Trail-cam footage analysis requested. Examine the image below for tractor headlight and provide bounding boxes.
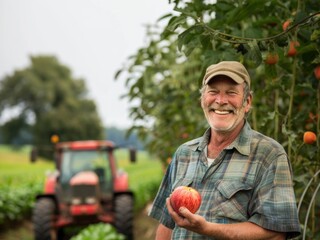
[71,197,82,205]
[85,197,96,204]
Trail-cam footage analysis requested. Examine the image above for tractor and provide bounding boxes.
[31,140,136,240]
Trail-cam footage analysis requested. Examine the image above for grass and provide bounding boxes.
[115,150,163,190]
[0,145,54,186]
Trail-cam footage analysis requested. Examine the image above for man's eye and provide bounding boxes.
[208,90,218,94]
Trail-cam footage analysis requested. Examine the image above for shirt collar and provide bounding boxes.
[227,121,251,156]
[191,121,252,156]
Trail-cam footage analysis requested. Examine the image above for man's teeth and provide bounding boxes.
[214,110,231,115]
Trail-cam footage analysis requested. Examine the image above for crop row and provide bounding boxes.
[0,179,43,225]
[0,174,161,228]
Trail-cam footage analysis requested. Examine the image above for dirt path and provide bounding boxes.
[0,204,158,240]
[134,203,158,240]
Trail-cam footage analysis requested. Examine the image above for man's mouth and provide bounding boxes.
[209,108,234,115]
[214,109,232,115]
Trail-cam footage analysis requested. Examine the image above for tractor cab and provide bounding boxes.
[58,146,113,201]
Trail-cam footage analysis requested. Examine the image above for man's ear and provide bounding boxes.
[244,94,252,113]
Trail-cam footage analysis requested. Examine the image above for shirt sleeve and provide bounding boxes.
[148,155,176,229]
[248,153,301,238]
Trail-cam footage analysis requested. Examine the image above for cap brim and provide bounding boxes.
[205,71,245,85]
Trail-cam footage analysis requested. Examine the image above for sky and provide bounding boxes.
[0,0,173,128]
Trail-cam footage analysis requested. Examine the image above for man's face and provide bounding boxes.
[201,75,252,133]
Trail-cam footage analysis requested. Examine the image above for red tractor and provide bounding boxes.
[31,140,136,240]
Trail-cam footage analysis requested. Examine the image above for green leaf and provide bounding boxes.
[173,6,198,19]
[293,10,309,26]
[166,15,186,32]
[265,64,278,80]
[183,37,199,56]
[177,25,204,53]
[225,0,267,24]
[245,40,262,68]
[310,29,320,41]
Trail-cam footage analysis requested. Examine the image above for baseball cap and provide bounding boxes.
[202,61,251,87]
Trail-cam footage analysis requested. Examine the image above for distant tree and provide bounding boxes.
[0,115,32,145]
[105,127,145,150]
[0,55,104,154]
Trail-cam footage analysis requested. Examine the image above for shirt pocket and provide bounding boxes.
[217,180,252,199]
[209,180,253,221]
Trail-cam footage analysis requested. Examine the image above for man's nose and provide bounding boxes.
[215,93,228,104]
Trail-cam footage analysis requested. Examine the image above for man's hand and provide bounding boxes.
[166,197,208,235]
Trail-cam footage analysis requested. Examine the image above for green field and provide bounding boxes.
[0,145,55,185]
[114,149,163,191]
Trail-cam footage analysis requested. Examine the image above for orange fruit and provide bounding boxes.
[282,20,291,31]
[265,52,279,65]
[303,131,317,144]
[314,65,320,80]
[287,41,299,57]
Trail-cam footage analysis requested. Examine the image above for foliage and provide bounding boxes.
[0,180,43,225]
[0,56,104,157]
[0,145,52,225]
[116,0,320,238]
[115,27,207,162]
[70,223,125,240]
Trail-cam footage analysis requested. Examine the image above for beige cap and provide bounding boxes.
[202,61,250,87]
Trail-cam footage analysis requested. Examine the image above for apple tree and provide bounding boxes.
[117,0,319,237]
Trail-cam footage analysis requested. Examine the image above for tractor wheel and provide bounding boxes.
[32,198,59,240]
[114,194,134,240]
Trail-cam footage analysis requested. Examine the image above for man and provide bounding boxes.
[149,61,301,239]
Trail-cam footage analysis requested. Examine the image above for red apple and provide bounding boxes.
[314,65,320,80]
[170,186,201,215]
[282,19,291,31]
[287,41,299,57]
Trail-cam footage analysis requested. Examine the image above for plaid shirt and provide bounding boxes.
[149,121,301,239]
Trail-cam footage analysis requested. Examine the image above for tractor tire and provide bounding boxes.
[114,194,134,240]
[32,198,59,240]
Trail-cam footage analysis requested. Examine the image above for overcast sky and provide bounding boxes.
[0,0,173,128]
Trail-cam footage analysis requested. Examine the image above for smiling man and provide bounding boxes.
[149,61,301,240]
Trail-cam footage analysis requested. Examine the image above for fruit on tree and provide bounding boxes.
[287,41,299,57]
[314,65,320,80]
[282,20,291,31]
[303,131,317,144]
[170,186,201,215]
[265,52,279,65]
